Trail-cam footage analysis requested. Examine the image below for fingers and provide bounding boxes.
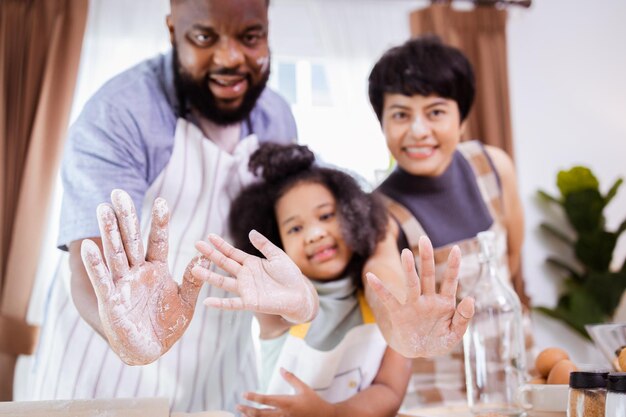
[207,234,249,264]
[111,189,145,268]
[238,403,283,417]
[244,390,288,409]
[203,297,244,311]
[418,236,436,295]
[81,239,113,299]
[97,203,130,280]
[180,255,210,307]
[451,296,475,337]
[146,197,169,263]
[249,230,284,261]
[195,239,242,276]
[191,266,238,293]
[280,367,308,394]
[366,272,400,311]
[401,248,421,302]
[439,245,461,298]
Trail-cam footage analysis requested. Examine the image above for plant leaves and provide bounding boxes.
[540,223,574,245]
[563,189,605,232]
[583,270,626,316]
[534,306,588,339]
[557,166,599,196]
[605,178,624,205]
[538,165,624,335]
[536,287,607,339]
[574,230,616,271]
[537,189,562,205]
[545,257,582,281]
[617,218,626,237]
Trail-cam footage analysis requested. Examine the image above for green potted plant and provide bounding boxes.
[536,166,626,338]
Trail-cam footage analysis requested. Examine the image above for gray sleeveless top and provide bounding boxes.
[377,144,500,250]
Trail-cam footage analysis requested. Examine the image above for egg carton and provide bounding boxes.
[586,323,626,367]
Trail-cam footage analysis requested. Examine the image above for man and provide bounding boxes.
[25,0,297,412]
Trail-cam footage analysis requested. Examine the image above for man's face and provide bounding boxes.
[168,0,270,125]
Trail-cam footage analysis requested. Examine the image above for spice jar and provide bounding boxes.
[567,370,608,417]
[606,372,626,417]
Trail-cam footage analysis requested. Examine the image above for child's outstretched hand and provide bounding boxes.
[237,368,334,417]
[192,230,318,324]
[366,236,475,358]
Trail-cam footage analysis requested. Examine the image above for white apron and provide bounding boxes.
[266,292,387,403]
[26,118,261,413]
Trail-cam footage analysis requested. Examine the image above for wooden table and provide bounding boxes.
[0,398,234,416]
[399,405,566,417]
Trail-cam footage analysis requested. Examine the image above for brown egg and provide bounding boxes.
[529,376,546,384]
[535,347,570,377]
[546,359,577,384]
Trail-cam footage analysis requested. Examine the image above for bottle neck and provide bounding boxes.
[480,257,501,282]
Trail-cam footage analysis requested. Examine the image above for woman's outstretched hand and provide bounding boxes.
[192,230,318,324]
[81,189,208,365]
[366,236,475,358]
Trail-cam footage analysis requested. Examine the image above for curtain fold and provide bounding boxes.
[0,0,88,400]
[410,4,514,158]
[410,4,529,307]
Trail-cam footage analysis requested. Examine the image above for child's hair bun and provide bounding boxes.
[249,143,315,183]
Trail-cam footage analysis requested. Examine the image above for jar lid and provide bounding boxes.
[569,371,609,388]
[607,372,626,392]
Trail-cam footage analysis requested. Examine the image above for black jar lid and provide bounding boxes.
[569,371,609,389]
[607,372,626,393]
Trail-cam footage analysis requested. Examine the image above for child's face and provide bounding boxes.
[275,181,353,281]
[381,93,466,177]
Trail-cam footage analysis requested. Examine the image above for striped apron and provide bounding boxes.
[266,292,387,403]
[27,118,261,413]
[383,141,511,408]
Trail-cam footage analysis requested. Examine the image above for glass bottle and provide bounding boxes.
[463,231,527,416]
[605,372,626,417]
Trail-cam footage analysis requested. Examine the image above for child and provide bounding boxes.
[367,36,526,406]
[193,143,412,416]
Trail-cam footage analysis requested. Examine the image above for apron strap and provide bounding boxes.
[289,291,376,339]
[357,291,376,325]
[457,140,504,221]
[289,321,312,339]
[378,194,425,255]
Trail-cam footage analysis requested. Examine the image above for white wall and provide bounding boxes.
[507,0,626,363]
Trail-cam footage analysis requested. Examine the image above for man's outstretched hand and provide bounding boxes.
[81,189,208,365]
[366,236,475,358]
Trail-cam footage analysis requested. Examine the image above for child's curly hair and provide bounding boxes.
[229,143,388,285]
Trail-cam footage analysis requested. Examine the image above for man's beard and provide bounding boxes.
[172,46,270,126]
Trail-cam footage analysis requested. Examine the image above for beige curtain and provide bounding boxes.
[0,0,88,400]
[410,4,529,307]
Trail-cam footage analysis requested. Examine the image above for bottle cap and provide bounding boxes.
[607,372,626,392]
[569,371,609,389]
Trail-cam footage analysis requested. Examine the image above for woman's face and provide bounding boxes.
[275,181,353,281]
[382,93,466,177]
